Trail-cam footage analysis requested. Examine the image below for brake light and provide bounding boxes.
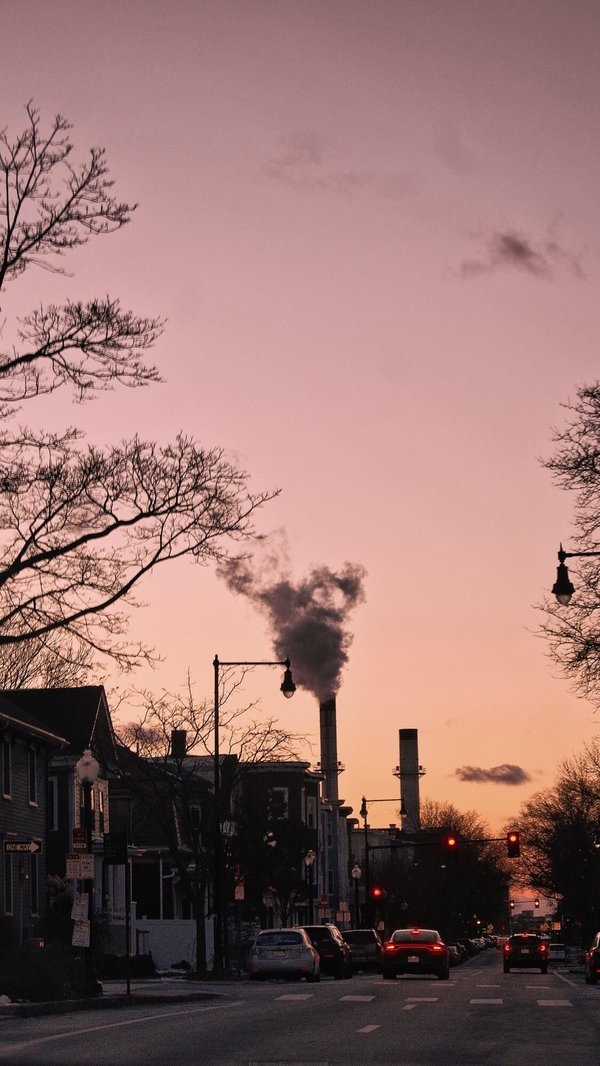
[540,943,547,954]
[503,944,510,953]
[384,943,398,953]
[431,944,443,953]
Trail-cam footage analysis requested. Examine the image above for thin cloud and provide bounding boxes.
[460,228,585,280]
[263,132,418,198]
[455,763,532,786]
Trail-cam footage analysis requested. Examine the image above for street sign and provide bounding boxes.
[72,827,88,852]
[66,853,81,879]
[3,839,42,854]
[72,920,90,948]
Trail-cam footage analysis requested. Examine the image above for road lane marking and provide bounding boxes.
[276,994,314,1000]
[477,984,500,988]
[470,998,503,1004]
[538,999,573,1007]
[358,1025,381,1032]
[341,995,375,1001]
[0,1001,242,1057]
[405,997,438,1002]
[402,1004,417,1010]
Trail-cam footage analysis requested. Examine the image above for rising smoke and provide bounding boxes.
[217,550,366,702]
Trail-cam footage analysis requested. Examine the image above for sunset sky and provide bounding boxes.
[2,0,600,835]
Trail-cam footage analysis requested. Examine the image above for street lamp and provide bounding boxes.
[351,863,361,928]
[304,849,316,924]
[75,748,100,995]
[212,655,295,975]
[552,543,600,605]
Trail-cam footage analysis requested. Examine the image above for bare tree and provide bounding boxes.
[0,626,98,688]
[541,383,600,703]
[518,743,600,941]
[0,104,274,670]
[115,673,309,974]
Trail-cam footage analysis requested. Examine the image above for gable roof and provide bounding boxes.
[0,691,67,748]
[0,686,117,766]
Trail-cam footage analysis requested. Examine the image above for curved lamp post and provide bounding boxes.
[212,655,295,975]
[351,863,361,928]
[75,748,100,994]
[552,543,600,605]
[304,849,316,924]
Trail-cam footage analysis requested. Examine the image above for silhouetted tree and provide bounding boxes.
[541,383,600,704]
[0,103,274,672]
[518,742,600,942]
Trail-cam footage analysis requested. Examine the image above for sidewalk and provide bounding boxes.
[0,975,234,1018]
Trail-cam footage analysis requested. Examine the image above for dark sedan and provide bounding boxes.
[503,933,548,974]
[382,928,450,980]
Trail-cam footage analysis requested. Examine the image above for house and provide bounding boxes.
[0,686,118,950]
[0,693,67,942]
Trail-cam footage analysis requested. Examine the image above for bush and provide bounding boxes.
[0,941,94,1002]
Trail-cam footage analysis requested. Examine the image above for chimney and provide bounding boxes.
[319,697,339,802]
[171,730,187,759]
[398,728,423,833]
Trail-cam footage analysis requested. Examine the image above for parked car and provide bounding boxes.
[447,943,464,966]
[548,942,567,965]
[248,928,320,982]
[503,933,548,974]
[584,933,600,984]
[343,929,383,970]
[381,928,450,980]
[295,924,353,979]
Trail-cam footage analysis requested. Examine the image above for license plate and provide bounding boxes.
[520,949,530,955]
[273,950,285,957]
[407,955,419,963]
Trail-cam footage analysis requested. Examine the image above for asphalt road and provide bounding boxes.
[0,950,598,1066]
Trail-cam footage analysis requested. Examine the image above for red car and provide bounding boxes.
[584,932,600,984]
[382,928,450,980]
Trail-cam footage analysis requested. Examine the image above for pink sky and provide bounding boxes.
[2,0,600,833]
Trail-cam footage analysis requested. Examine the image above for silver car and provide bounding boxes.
[248,928,320,982]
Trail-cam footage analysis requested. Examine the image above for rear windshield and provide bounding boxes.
[391,929,440,943]
[257,932,303,947]
[345,931,375,944]
[302,927,334,943]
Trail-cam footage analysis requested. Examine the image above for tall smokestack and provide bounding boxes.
[398,728,423,834]
[319,696,340,803]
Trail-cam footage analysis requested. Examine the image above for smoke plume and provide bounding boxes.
[218,552,366,702]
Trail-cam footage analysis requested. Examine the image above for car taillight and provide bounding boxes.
[384,944,397,953]
[503,944,510,953]
[540,944,547,954]
[431,944,443,953]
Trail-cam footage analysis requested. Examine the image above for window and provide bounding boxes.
[306,794,317,829]
[28,747,37,805]
[30,853,39,916]
[267,787,288,820]
[3,853,13,914]
[48,777,59,831]
[2,738,10,798]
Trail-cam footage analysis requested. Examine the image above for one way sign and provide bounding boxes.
[3,840,42,855]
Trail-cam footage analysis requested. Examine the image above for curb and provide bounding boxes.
[0,989,227,1018]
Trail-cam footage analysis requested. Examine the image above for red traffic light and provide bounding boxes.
[506,830,520,858]
[370,885,386,900]
[443,832,459,851]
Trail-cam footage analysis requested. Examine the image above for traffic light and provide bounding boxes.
[506,830,520,858]
[370,885,387,902]
[443,832,459,855]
